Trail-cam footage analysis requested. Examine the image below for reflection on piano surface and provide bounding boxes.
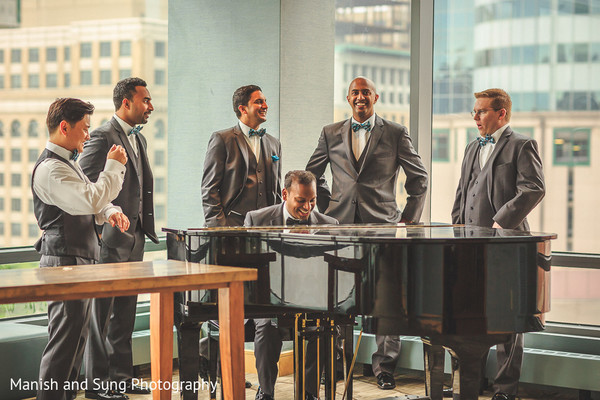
[164,224,556,400]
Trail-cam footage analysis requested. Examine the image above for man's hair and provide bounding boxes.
[113,77,147,111]
[284,170,316,191]
[474,88,512,122]
[232,85,262,118]
[46,98,95,133]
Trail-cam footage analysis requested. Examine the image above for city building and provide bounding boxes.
[0,0,168,246]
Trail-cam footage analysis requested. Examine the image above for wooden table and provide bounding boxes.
[0,259,257,400]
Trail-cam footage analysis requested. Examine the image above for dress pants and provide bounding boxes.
[254,318,322,396]
[493,333,524,395]
[38,255,95,400]
[85,225,145,387]
[372,335,401,376]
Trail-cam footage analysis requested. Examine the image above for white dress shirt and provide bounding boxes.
[480,124,509,169]
[239,121,262,161]
[351,114,375,161]
[33,142,126,224]
[114,114,139,157]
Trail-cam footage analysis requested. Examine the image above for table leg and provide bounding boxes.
[151,292,174,400]
[218,281,245,399]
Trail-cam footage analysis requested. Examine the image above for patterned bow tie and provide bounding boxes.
[477,135,495,147]
[286,217,309,226]
[70,149,79,161]
[129,125,143,136]
[352,121,372,132]
[249,128,266,138]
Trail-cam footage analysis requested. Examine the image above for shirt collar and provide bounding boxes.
[46,141,73,161]
[238,120,261,138]
[351,113,376,130]
[114,114,136,135]
[489,123,509,142]
[282,202,293,225]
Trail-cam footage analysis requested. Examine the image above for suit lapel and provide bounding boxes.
[233,124,251,171]
[358,115,384,174]
[340,119,359,178]
[483,127,512,207]
[459,141,479,219]
[269,204,285,225]
[110,118,139,176]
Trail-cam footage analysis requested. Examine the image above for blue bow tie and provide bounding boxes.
[477,135,495,147]
[249,128,266,138]
[129,125,143,136]
[70,149,79,161]
[352,121,372,132]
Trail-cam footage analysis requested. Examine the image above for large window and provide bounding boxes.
[431,0,600,326]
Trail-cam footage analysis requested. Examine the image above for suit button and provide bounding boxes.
[470,207,474,210]
[472,194,476,197]
[475,181,478,184]
[259,193,262,196]
[469,219,473,223]
[259,180,263,184]
[257,169,261,173]
[352,200,356,204]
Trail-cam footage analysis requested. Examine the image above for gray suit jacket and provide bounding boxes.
[80,117,158,247]
[202,124,282,227]
[244,203,339,227]
[451,127,545,230]
[306,115,428,224]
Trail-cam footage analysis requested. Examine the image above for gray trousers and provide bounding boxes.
[254,318,322,396]
[38,255,95,400]
[493,333,524,395]
[84,225,145,386]
[372,335,401,376]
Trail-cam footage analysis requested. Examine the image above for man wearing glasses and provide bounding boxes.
[451,88,545,400]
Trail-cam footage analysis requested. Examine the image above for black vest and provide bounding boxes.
[31,149,100,260]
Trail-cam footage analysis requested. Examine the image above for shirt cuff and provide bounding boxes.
[104,158,126,176]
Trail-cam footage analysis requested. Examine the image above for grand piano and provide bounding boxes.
[164,224,556,400]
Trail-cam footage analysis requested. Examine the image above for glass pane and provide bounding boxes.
[432,0,600,268]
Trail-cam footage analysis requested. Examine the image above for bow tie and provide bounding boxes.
[286,217,309,226]
[249,128,266,138]
[129,125,143,136]
[477,135,495,147]
[351,121,372,132]
[70,149,79,161]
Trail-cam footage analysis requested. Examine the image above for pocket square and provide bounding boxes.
[271,155,279,161]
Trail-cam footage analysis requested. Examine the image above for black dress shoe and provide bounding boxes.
[246,380,252,388]
[443,387,453,397]
[124,381,151,394]
[85,390,129,400]
[376,372,396,390]
[492,393,516,400]
[255,387,275,400]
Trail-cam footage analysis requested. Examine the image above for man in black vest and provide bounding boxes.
[32,98,129,400]
[80,78,159,400]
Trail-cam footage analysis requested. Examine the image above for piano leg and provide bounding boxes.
[442,335,511,400]
[341,322,354,400]
[422,339,445,400]
[177,321,201,400]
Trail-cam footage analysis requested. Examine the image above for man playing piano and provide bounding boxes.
[245,170,338,400]
[451,88,545,400]
[306,76,429,390]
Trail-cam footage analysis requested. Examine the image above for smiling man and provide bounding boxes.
[79,77,159,400]
[32,98,129,400]
[202,84,282,227]
[451,88,545,400]
[306,76,428,390]
[244,170,338,400]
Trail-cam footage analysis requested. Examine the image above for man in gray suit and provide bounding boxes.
[451,88,545,400]
[245,170,338,400]
[80,78,159,400]
[306,76,428,390]
[202,84,282,227]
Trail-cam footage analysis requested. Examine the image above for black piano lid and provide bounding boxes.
[162,223,557,244]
